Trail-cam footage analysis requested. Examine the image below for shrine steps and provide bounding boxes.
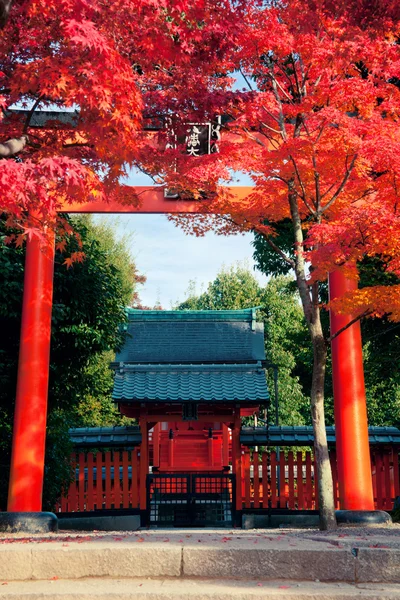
[1,529,399,599]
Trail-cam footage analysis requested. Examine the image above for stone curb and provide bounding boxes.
[0,545,399,584]
[1,578,400,600]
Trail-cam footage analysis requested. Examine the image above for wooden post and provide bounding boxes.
[139,414,148,511]
[231,410,242,512]
[222,423,229,467]
[153,423,160,468]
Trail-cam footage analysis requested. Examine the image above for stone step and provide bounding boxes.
[1,537,399,585]
[1,578,400,600]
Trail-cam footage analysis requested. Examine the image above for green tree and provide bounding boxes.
[252,231,400,428]
[0,215,139,510]
[177,264,311,426]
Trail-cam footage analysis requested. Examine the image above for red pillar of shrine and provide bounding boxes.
[7,232,55,513]
[329,270,375,512]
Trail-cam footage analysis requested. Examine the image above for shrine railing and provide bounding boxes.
[241,447,400,512]
[55,446,399,513]
[56,449,140,513]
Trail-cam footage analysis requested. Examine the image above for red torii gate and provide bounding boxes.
[5,185,376,526]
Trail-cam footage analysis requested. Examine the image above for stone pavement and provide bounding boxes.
[0,526,399,599]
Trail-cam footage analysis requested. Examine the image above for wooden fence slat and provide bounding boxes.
[253,451,260,508]
[313,454,319,509]
[113,450,121,509]
[375,451,383,510]
[78,452,85,511]
[393,449,400,498]
[87,453,94,511]
[305,452,312,509]
[329,451,339,509]
[296,452,304,509]
[96,452,103,510]
[279,451,286,508]
[132,448,139,508]
[383,451,392,510]
[270,452,277,508]
[244,450,251,508]
[288,452,295,509]
[122,451,129,508]
[105,451,112,509]
[262,452,268,509]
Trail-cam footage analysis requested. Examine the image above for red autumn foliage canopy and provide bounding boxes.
[0,0,243,236]
[160,0,400,322]
[1,0,400,321]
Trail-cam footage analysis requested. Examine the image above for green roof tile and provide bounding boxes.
[112,364,269,403]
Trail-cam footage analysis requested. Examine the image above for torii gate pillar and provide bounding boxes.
[329,271,389,524]
[3,232,58,532]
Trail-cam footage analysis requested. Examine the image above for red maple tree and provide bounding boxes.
[0,0,242,242]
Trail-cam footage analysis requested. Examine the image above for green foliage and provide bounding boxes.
[177,263,311,426]
[0,215,138,510]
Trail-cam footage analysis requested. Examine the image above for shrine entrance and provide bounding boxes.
[147,473,235,527]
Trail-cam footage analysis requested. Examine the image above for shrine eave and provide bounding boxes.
[112,364,269,404]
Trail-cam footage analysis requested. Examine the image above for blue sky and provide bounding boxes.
[98,168,265,308]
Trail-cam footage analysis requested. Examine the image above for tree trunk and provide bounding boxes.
[288,185,337,530]
[309,317,337,530]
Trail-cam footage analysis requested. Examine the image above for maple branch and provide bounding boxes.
[273,76,295,104]
[239,67,254,92]
[256,230,295,269]
[0,135,29,158]
[243,127,265,147]
[24,96,44,133]
[319,154,357,214]
[328,310,372,343]
[312,155,321,213]
[289,155,317,215]
[288,181,313,324]
[260,121,281,135]
[268,67,287,140]
[0,0,12,28]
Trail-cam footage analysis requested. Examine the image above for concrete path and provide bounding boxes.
[0,526,399,598]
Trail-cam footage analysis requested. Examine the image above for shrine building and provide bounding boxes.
[111,308,268,526]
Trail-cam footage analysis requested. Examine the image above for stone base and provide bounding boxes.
[58,514,140,531]
[0,511,58,533]
[336,509,392,526]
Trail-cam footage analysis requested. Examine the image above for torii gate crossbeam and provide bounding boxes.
[5,185,376,528]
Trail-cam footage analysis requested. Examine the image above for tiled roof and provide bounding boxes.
[241,426,400,446]
[112,364,269,403]
[69,426,141,448]
[115,308,265,364]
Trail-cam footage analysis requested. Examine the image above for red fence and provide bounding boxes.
[241,448,400,511]
[57,446,399,513]
[57,449,140,513]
